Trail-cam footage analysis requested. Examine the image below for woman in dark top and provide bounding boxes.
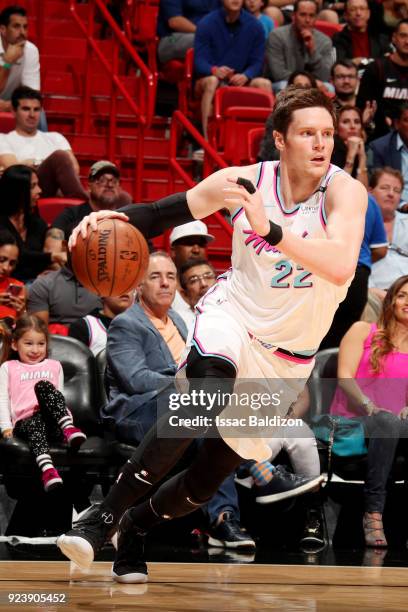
[331,106,368,188]
[0,165,66,281]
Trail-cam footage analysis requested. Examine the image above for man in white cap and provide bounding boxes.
[169,220,215,326]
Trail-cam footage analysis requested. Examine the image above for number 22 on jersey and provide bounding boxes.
[271,260,312,288]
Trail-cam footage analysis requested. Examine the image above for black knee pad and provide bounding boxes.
[149,469,211,521]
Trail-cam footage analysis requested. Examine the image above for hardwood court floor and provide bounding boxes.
[1,561,408,611]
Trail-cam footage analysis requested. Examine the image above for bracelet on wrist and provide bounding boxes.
[357,167,367,175]
[2,62,12,70]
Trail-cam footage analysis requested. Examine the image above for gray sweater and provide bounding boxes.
[264,24,333,82]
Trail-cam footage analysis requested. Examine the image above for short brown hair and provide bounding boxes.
[272,86,337,137]
[369,166,404,190]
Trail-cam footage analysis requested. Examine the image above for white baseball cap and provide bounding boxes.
[169,220,215,245]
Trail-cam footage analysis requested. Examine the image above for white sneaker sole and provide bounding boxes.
[112,569,148,584]
[207,536,256,549]
[57,534,94,570]
[256,475,325,504]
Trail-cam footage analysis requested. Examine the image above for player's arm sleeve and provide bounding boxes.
[107,320,176,396]
[68,318,91,347]
[22,44,41,90]
[119,192,194,239]
[0,364,12,432]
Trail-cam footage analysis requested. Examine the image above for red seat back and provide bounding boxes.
[247,127,265,164]
[0,113,14,133]
[37,197,85,225]
[314,20,344,38]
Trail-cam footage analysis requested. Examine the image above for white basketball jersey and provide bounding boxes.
[222,161,352,354]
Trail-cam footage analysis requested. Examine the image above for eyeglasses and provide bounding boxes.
[93,176,119,186]
[378,185,402,195]
[185,272,216,286]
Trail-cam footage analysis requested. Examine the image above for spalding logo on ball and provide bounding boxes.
[71,218,149,297]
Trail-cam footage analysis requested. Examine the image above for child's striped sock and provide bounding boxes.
[249,460,275,486]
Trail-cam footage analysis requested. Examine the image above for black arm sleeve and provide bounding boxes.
[118,192,194,239]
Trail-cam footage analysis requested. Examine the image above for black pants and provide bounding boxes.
[13,381,69,457]
[320,265,370,350]
[104,348,243,527]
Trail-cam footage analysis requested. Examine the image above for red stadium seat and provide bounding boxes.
[37,197,85,226]
[247,127,265,164]
[314,20,344,38]
[0,112,14,133]
[208,87,274,165]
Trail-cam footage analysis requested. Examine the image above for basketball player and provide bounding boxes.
[57,88,367,580]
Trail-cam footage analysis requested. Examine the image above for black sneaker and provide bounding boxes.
[207,512,255,549]
[57,504,117,569]
[254,467,324,504]
[111,509,148,584]
[299,507,327,554]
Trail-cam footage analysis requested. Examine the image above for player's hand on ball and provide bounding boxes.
[68,210,129,250]
[223,177,269,236]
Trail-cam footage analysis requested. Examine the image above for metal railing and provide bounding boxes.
[68,0,157,201]
[169,111,233,239]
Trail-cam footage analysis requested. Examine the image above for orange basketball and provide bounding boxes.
[71,218,149,297]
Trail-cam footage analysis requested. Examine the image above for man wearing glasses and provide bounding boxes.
[44,160,132,258]
[178,258,217,328]
[169,220,216,327]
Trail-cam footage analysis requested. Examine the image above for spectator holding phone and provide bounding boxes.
[0,229,26,327]
[0,165,66,281]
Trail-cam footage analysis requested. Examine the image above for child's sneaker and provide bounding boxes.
[42,467,63,492]
[63,426,87,449]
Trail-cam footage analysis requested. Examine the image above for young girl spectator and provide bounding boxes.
[0,315,87,491]
[0,165,66,281]
[244,0,275,38]
[330,275,408,547]
[0,229,26,327]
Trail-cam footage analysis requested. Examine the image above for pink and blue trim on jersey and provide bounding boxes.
[273,162,300,216]
[319,165,343,230]
[273,347,317,364]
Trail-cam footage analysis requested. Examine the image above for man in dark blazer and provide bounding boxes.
[332,0,390,66]
[367,103,408,199]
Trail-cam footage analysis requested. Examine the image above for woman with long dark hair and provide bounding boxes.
[331,106,368,188]
[330,275,408,548]
[0,165,66,281]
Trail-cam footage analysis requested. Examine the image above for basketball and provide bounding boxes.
[71,218,149,297]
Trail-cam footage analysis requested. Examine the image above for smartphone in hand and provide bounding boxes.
[7,284,23,297]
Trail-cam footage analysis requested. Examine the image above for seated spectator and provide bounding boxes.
[0,86,87,199]
[27,265,102,332]
[103,251,254,548]
[330,275,408,547]
[320,192,387,349]
[69,291,136,356]
[0,5,40,113]
[44,161,133,255]
[157,0,220,64]
[287,69,317,88]
[194,0,272,137]
[332,0,390,68]
[244,0,275,38]
[331,106,368,187]
[169,220,214,325]
[0,229,25,327]
[369,167,408,291]
[178,258,217,328]
[357,19,408,139]
[367,103,408,201]
[331,60,359,111]
[264,0,333,91]
[0,165,66,281]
